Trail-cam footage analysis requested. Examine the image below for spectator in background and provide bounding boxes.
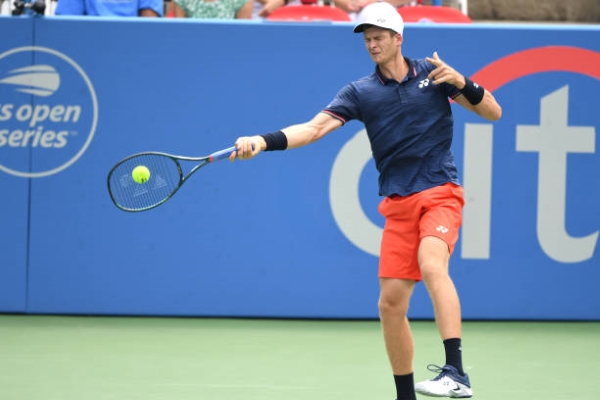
[253,0,298,19]
[334,0,415,18]
[171,0,253,18]
[252,0,414,20]
[55,0,163,16]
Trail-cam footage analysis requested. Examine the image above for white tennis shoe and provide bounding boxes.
[415,364,473,398]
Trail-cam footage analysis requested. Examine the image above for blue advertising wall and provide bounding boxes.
[0,16,599,320]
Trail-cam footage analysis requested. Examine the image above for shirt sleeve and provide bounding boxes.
[322,83,360,124]
[55,0,86,15]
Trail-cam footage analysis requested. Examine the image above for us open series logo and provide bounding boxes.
[0,46,98,178]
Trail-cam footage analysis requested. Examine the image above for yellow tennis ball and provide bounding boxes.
[132,165,150,184]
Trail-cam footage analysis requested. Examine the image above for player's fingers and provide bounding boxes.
[425,57,438,66]
[427,65,442,81]
[236,138,258,160]
[427,69,435,80]
[243,141,253,157]
[232,139,247,161]
[438,68,461,85]
[432,76,444,85]
[440,71,455,83]
[430,70,449,84]
[427,58,444,71]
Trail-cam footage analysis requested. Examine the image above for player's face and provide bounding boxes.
[363,27,401,65]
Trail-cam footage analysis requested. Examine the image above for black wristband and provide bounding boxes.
[260,130,288,151]
[460,77,485,105]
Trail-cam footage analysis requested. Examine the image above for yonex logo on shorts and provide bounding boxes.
[0,46,98,178]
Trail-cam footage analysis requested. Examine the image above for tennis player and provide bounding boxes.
[233,2,501,399]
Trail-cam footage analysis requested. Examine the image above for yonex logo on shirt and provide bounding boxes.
[419,79,430,88]
[436,225,449,234]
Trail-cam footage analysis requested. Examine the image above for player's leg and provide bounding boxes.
[379,277,416,400]
[419,236,462,345]
[414,183,472,398]
[378,195,422,400]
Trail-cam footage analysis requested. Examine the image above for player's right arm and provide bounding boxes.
[281,112,344,149]
[233,112,343,160]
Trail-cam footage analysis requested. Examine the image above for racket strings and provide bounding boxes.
[108,154,182,211]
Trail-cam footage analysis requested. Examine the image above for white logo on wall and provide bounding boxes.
[329,128,382,257]
[0,46,98,178]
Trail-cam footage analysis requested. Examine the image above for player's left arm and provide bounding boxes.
[426,51,502,121]
[452,84,502,121]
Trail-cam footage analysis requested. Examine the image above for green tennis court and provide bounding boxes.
[0,315,597,400]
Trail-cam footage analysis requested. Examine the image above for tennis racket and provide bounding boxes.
[107,146,237,212]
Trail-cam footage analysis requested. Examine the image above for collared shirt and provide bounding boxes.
[322,57,462,197]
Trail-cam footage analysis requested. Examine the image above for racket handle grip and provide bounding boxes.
[210,144,256,162]
[210,146,238,162]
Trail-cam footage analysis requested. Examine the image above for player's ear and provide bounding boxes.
[395,32,403,45]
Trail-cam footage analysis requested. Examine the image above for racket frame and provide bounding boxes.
[107,146,236,212]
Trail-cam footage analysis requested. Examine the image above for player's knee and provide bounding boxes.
[419,260,448,285]
[378,295,409,319]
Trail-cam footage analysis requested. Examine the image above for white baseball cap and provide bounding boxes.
[353,2,405,36]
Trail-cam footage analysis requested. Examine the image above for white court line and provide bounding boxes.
[154,383,321,390]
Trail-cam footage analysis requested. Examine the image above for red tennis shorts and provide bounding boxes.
[377,183,465,281]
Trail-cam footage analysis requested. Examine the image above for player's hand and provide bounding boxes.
[231,136,263,161]
[426,51,466,89]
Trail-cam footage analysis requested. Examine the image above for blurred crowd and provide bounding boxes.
[0,0,422,20]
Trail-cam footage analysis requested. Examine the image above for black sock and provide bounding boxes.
[443,338,464,375]
[393,373,416,400]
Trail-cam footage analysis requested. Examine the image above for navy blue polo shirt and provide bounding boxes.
[322,57,462,197]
